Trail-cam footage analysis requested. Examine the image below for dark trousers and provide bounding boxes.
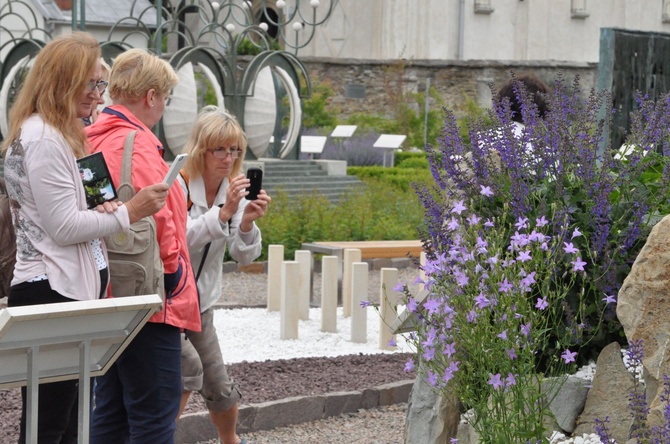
[8,280,80,444]
[90,322,182,444]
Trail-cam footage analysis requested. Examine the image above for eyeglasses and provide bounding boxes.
[209,148,241,160]
[86,79,108,94]
[165,95,172,107]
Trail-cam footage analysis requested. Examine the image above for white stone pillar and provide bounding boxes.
[321,255,338,333]
[295,250,311,321]
[350,261,368,343]
[342,248,361,318]
[280,261,299,340]
[379,267,399,350]
[267,244,284,312]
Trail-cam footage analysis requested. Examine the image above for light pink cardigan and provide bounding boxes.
[5,115,130,300]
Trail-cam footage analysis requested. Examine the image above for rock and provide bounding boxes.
[574,342,635,442]
[617,213,670,429]
[543,375,590,433]
[404,374,459,444]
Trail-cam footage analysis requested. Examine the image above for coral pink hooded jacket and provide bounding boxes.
[85,105,201,332]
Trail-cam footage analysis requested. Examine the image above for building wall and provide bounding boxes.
[302,57,597,126]
[296,0,670,63]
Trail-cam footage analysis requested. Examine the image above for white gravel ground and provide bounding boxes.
[213,305,413,364]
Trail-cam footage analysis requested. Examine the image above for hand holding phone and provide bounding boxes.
[163,154,188,185]
[245,167,263,200]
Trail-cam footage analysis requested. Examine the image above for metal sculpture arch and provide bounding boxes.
[0,0,335,159]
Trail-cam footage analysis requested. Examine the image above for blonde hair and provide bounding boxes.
[108,48,178,102]
[1,32,100,158]
[100,58,111,80]
[183,106,247,179]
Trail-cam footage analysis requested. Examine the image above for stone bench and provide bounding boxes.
[300,240,423,262]
[299,240,423,304]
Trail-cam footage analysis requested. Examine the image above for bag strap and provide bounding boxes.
[117,130,138,202]
[179,171,193,211]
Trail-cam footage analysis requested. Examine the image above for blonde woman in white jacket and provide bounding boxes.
[176,106,270,444]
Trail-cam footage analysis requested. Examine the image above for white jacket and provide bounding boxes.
[178,174,261,312]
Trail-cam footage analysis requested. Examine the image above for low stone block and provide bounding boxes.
[361,387,380,409]
[324,391,363,417]
[236,405,257,434]
[175,412,217,444]
[378,380,413,405]
[252,395,326,431]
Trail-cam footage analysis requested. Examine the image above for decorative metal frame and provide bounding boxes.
[0,0,335,159]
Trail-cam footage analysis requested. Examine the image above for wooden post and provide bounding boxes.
[280,261,299,339]
[267,244,284,312]
[379,267,399,350]
[321,256,338,333]
[295,250,311,320]
[350,261,368,343]
[342,248,361,317]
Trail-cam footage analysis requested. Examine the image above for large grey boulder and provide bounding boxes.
[617,214,670,428]
[574,342,635,442]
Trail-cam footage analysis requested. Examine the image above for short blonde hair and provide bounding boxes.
[108,48,178,102]
[183,106,247,179]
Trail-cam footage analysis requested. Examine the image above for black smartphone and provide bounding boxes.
[245,167,263,200]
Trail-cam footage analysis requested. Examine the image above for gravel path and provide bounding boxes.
[195,404,408,444]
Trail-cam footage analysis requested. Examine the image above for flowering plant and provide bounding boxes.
[397,73,670,441]
[401,192,598,441]
[417,74,670,365]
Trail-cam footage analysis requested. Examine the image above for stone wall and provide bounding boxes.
[301,57,598,122]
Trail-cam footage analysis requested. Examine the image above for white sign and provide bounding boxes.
[300,136,328,154]
[373,134,406,149]
[331,125,357,138]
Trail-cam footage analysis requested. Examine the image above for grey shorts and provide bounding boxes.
[181,308,241,411]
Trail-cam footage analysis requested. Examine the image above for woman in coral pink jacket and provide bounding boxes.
[85,48,200,444]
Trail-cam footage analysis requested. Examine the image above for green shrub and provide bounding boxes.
[396,156,429,169]
[347,166,432,192]
[395,150,427,165]
[256,175,425,260]
[301,81,338,129]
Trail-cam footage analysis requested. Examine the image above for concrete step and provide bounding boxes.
[248,160,365,203]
